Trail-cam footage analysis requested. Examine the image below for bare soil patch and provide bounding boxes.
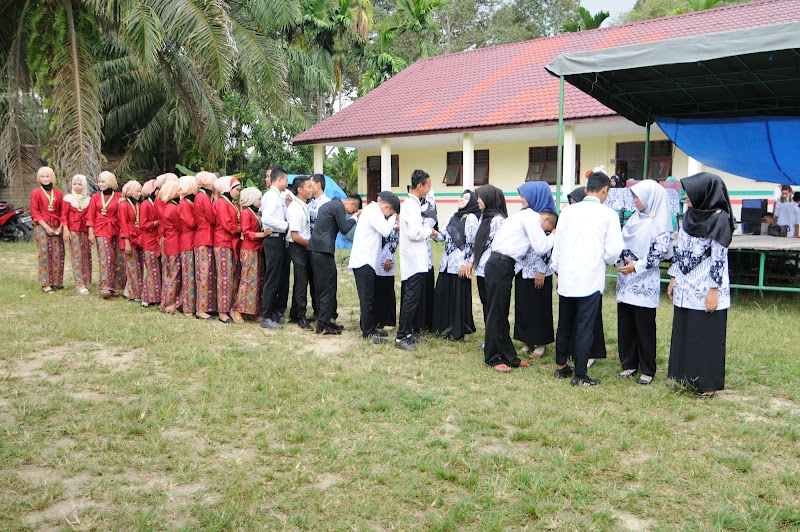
[312,473,343,490]
[612,509,655,531]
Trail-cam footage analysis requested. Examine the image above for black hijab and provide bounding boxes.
[453,189,481,219]
[474,185,508,267]
[567,187,586,204]
[681,172,735,247]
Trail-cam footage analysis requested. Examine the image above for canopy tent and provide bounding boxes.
[544,21,800,191]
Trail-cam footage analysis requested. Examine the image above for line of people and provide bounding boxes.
[32,164,732,397]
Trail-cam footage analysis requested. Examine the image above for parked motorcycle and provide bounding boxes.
[0,201,34,242]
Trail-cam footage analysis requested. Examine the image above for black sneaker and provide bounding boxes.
[272,314,286,324]
[370,328,388,337]
[570,375,600,386]
[331,322,344,331]
[395,338,417,351]
[409,333,427,344]
[297,318,313,330]
[322,327,341,335]
[366,335,388,345]
[554,365,574,379]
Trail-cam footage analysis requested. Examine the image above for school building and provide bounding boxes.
[293,0,797,219]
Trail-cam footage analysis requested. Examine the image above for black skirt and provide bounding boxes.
[668,306,727,391]
[374,275,396,327]
[569,299,607,358]
[432,272,476,340]
[401,268,434,333]
[513,273,555,347]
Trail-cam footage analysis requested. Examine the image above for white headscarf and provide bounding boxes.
[65,174,89,210]
[239,187,262,208]
[622,180,674,261]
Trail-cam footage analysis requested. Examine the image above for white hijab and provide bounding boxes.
[622,180,674,261]
[64,174,89,210]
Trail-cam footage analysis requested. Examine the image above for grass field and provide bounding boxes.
[1,240,799,530]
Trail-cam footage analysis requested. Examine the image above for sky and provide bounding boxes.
[581,0,639,22]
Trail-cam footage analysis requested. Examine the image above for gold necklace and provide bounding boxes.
[100,192,114,215]
[41,186,54,211]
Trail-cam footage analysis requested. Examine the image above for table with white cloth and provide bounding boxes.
[727,234,800,293]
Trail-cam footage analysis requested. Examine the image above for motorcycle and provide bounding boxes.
[0,201,34,242]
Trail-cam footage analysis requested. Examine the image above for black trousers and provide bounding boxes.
[353,265,378,337]
[555,291,603,377]
[310,251,337,329]
[307,260,319,315]
[483,253,522,368]
[274,243,290,316]
[261,236,286,319]
[288,242,310,320]
[617,302,657,377]
[397,272,426,340]
[476,275,488,326]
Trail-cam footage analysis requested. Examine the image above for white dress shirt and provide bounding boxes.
[490,209,553,262]
[552,196,625,298]
[286,196,310,243]
[399,194,431,281]
[348,202,397,272]
[308,194,330,233]
[260,186,288,233]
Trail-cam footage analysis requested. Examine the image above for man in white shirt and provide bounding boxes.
[349,191,400,343]
[307,174,330,321]
[774,185,795,237]
[259,168,290,329]
[396,170,439,351]
[286,176,314,330]
[484,203,557,372]
[552,171,624,386]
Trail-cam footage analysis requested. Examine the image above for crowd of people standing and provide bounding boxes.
[30,164,733,397]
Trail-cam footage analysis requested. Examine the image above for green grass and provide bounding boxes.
[1,240,799,530]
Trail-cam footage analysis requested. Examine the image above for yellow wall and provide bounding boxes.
[359,130,778,222]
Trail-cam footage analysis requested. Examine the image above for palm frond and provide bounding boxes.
[118,0,164,68]
[49,0,102,185]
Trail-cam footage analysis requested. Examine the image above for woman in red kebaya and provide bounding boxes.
[178,175,199,318]
[61,174,92,295]
[159,180,182,314]
[30,166,65,294]
[232,187,270,323]
[153,173,177,302]
[213,176,241,324]
[119,180,144,302]
[193,171,217,320]
[139,179,161,307]
[87,171,120,298]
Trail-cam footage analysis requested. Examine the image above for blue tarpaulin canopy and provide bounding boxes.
[545,22,800,185]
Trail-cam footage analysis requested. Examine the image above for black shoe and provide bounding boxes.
[366,335,388,345]
[287,316,300,324]
[272,314,286,324]
[315,327,324,334]
[370,328,388,337]
[395,338,417,351]
[409,333,427,344]
[309,313,318,322]
[570,375,600,386]
[554,365,574,379]
[297,318,313,330]
[331,322,344,331]
[322,327,341,335]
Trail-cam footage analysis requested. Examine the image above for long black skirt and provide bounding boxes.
[401,268,434,333]
[569,299,607,358]
[374,275,396,328]
[432,272,475,340]
[668,306,727,391]
[513,273,555,347]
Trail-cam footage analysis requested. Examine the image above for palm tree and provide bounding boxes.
[2,0,294,185]
[562,7,610,32]
[393,0,441,59]
[686,0,720,11]
[359,21,407,95]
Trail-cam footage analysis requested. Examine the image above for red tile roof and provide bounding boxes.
[294,0,800,145]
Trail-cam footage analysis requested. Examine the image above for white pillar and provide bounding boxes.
[313,145,325,175]
[687,156,702,176]
[380,139,391,191]
[562,125,577,199]
[462,133,474,190]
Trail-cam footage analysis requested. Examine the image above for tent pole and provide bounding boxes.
[556,75,565,213]
[643,121,651,179]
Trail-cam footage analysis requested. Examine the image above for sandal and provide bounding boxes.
[618,369,637,379]
[696,390,716,399]
[490,364,512,373]
[42,287,54,294]
[637,375,653,385]
[218,317,234,324]
[532,345,546,358]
